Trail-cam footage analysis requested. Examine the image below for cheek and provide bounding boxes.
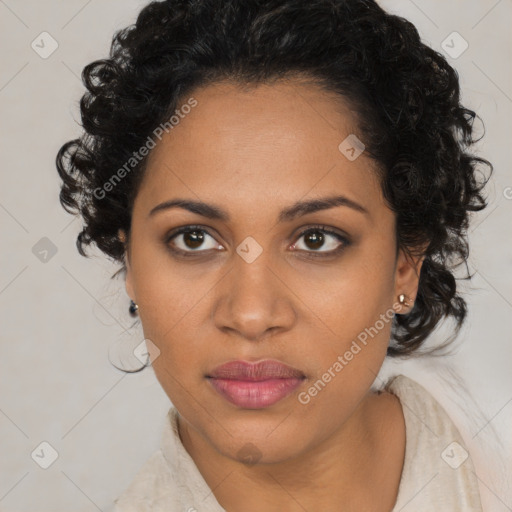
[129,228,213,336]
[289,238,396,339]
[127,242,211,379]
[288,240,396,391]
[136,278,212,377]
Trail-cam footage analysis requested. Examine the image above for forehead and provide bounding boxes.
[135,79,384,219]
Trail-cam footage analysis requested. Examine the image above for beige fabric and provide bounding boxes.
[114,374,482,511]
[384,375,482,511]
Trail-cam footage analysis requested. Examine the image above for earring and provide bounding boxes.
[129,299,139,317]
[398,293,412,308]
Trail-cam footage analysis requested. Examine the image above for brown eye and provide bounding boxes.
[165,225,221,255]
[303,230,325,250]
[182,230,205,249]
[292,226,350,256]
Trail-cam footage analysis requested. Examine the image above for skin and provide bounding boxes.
[119,79,425,511]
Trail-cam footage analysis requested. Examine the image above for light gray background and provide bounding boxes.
[1,0,511,510]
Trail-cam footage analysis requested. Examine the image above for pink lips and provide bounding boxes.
[207,359,305,409]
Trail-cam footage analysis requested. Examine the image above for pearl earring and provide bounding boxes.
[398,293,412,308]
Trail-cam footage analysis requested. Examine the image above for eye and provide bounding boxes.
[291,225,350,256]
[164,224,351,258]
[165,225,222,256]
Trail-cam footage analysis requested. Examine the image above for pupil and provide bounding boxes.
[184,230,204,249]
[306,231,324,250]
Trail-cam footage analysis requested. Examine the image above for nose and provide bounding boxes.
[212,252,297,342]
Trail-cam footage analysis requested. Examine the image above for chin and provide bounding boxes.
[209,418,311,466]
[228,438,304,466]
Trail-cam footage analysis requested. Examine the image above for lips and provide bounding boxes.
[206,359,305,409]
[207,359,305,380]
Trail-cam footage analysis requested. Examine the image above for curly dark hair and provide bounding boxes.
[56,0,492,357]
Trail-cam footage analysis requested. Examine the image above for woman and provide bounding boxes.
[56,0,492,510]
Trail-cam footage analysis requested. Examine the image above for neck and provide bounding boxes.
[177,389,405,512]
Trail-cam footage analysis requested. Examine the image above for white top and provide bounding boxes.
[113,374,483,511]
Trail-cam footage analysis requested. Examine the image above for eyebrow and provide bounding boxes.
[149,195,369,222]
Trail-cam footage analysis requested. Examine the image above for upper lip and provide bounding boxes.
[207,359,305,381]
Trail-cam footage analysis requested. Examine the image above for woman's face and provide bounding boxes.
[121,80,423,464]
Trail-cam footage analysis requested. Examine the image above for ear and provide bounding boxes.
[393,244,427,314]
[118,229,136,300]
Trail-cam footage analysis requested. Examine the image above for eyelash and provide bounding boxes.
[164,224,351,259]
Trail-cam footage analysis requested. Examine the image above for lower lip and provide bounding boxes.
[208,377,304,409]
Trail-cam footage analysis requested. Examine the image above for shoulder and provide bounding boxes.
[383,374,483,511]
[113,407,226,512]
[113,450,178,511]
